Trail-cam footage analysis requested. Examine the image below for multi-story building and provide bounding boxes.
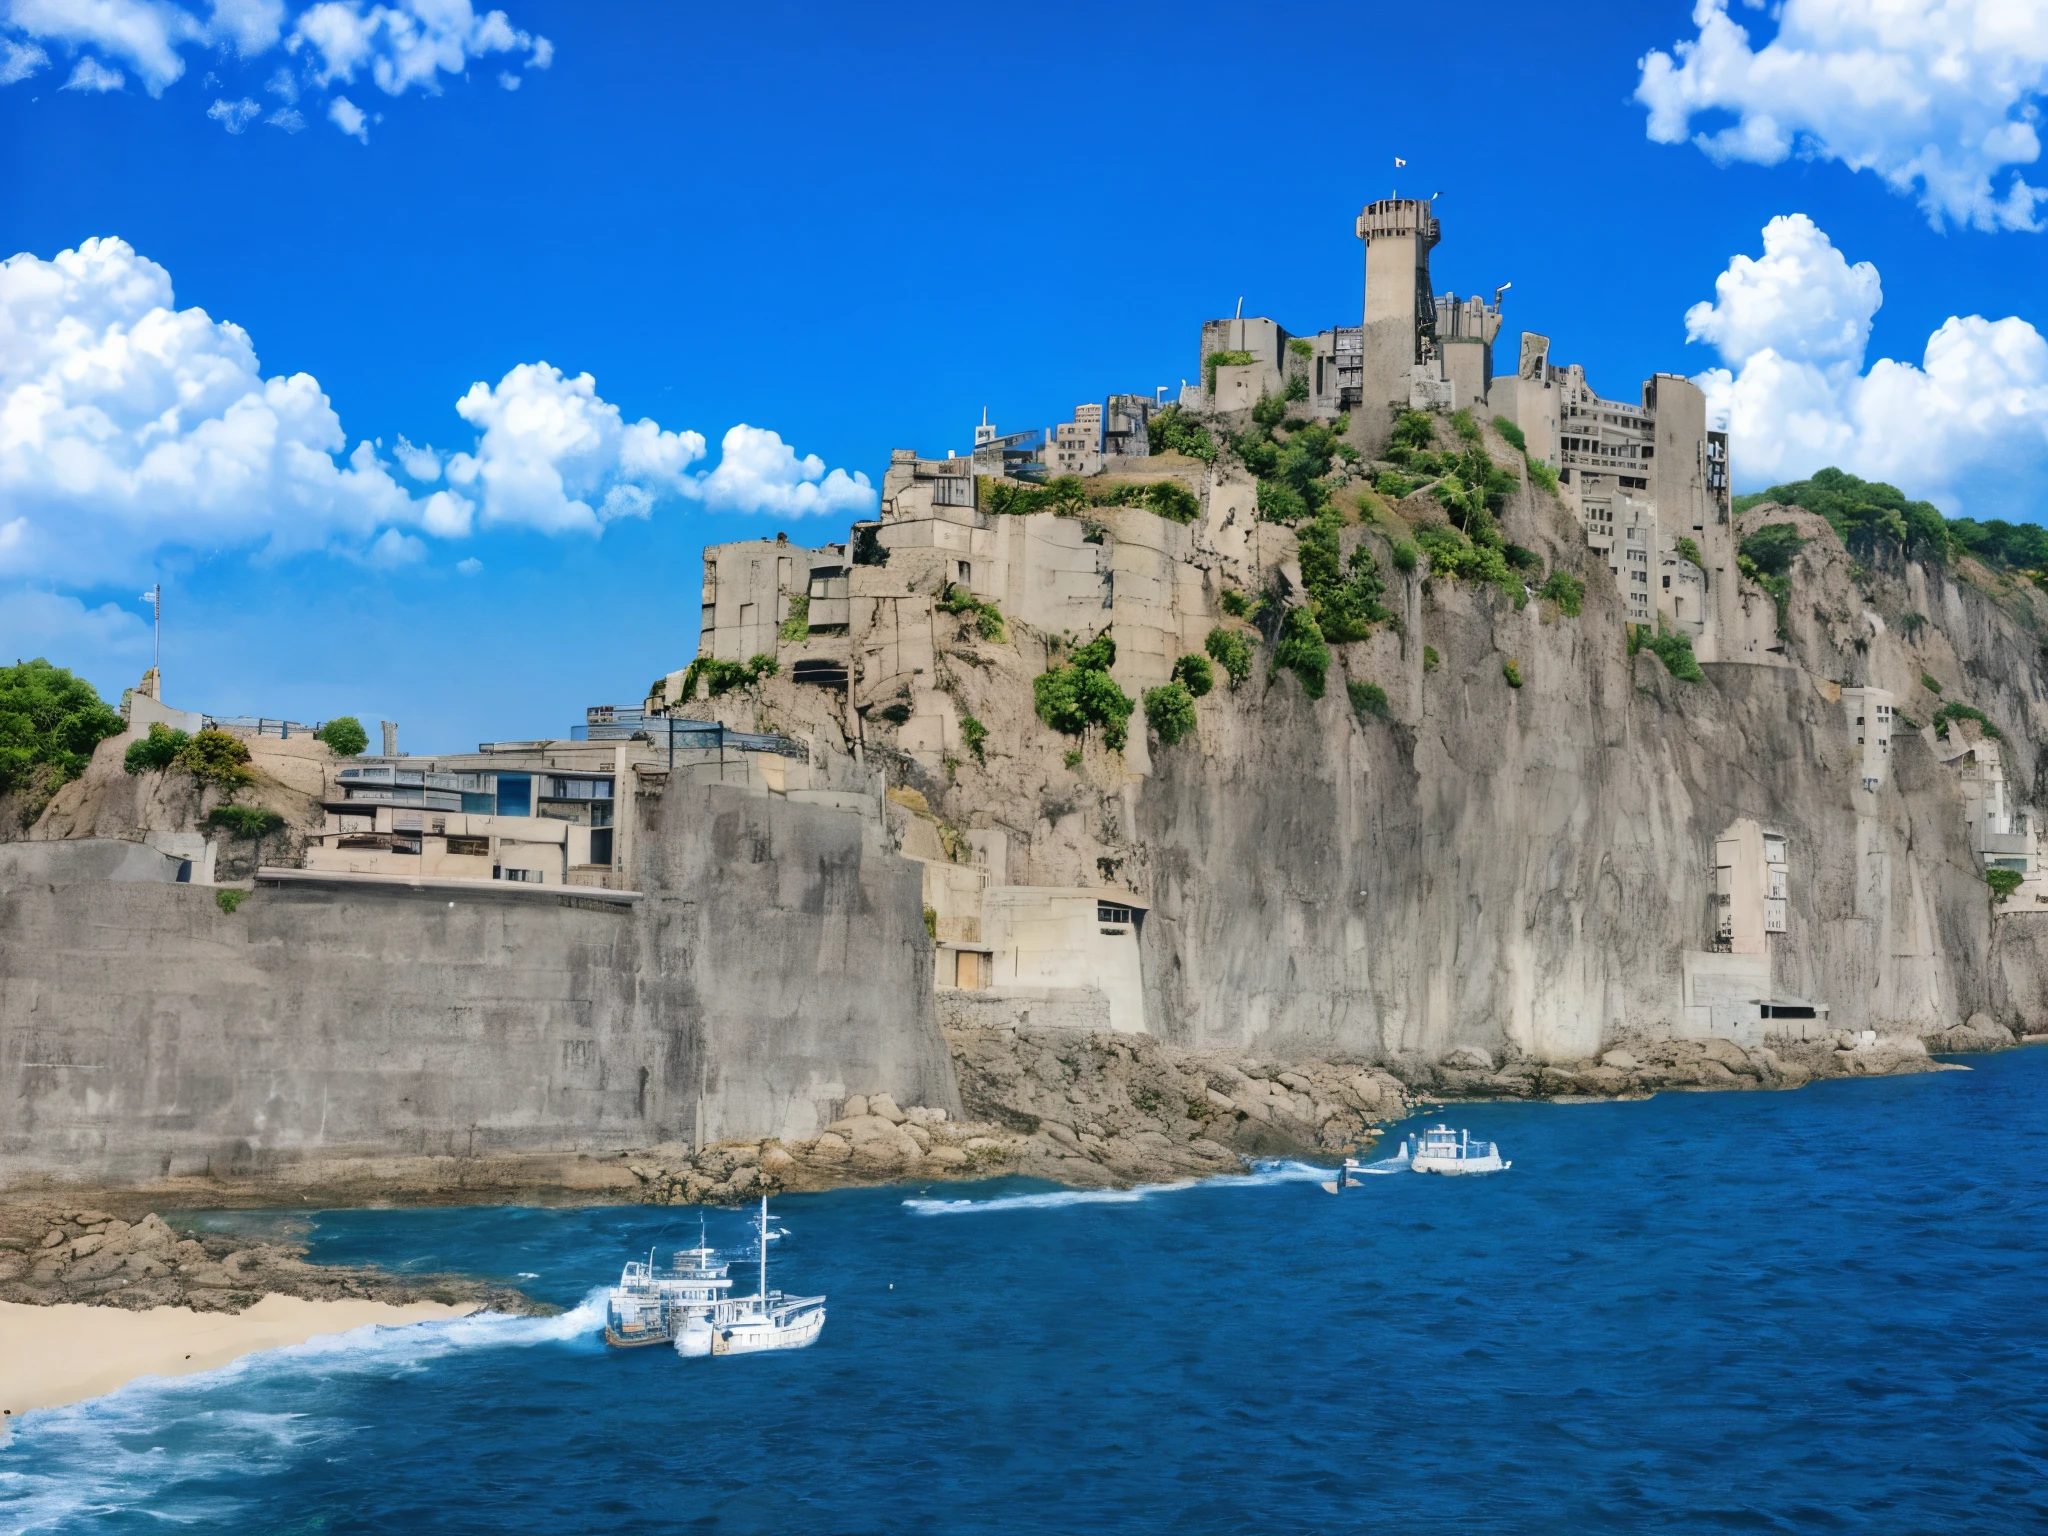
[1049,403,1103,476]
[1842,686,1896,792]
[1102,394,1154,460]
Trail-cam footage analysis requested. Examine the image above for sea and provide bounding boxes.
[3,1046,2044,1534]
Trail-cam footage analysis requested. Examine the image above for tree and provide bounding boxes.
[125,722,190,774]
[316,716,369,757]
[1171,653,1214,698]
[1143,682,1198,745]
[0,659,124,794]
[1204,628,1252,689]
[1033,633,1134,750]
[175,729,256,791]
[1274,608,1329,698]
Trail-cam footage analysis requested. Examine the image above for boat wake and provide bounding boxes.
[0,1293,608,1531]
[901,1160,1329,1216]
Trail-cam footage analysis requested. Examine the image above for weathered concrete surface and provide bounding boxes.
[0,778,957,1194]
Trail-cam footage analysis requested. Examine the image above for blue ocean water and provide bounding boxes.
[4,1047,2046,1535]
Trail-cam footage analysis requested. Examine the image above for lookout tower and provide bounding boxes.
[1358,197,1440,365]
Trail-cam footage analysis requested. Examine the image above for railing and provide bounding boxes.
[208,715,320,738]
[571,716,807,759]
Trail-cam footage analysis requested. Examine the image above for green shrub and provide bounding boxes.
[1374,469,1414,500]
[1205,627,1253,689]
[1205,349,1256,389]
[1034,633,1135,750]
[1738,522,1806,636]
[124,721,190,774]
[1491,415,1527,452]
[1274,608,1329,698]
[0,659,124,794]
[1172,653,1214,698]
[746,654,778,680]
[1298,507,1394,643]
[681,655,768,700]
[1148,405,1217,463]
[1287,337,1313,359]
[1283,374,1308,402]
[1392,411,1435,450]
[1921,672,1943,695]
[1449,408,1482,444]
[779,592,811,643]
[1537,570,1585,617]
[1734,466,1953,563]
[1524,456,1559,495]
[215,888,247,915]
[1674,537,1704,569]
[1415,523,1519,605]
[1348,679,1389,719]
[1256,478,1307,524]
[1063,748,1084,770]
[923,905,938,940]
[1987,868,2024,902]
[315,716,369,757]
[1145,480,1201,524]
[1390,538,1418,573]
[176,729,255,790]
[937,584,1006,642]
[208,805,285,840]
[1423,646,1440,671]
[1144,682,1198,745]
[959,714,988,764]
[1934,702,2001,741]
[1633,624,1705,683]
[1220,590,1249,618]
[1503,658,1524,689]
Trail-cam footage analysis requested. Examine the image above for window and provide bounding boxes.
[447,835,490,857]
[495,866,541,884]
[1097,901,1132,926]
[589,829,613,865]
[957,561,972,585]
[496,774,532,816]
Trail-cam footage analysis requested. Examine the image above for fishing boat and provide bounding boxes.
[1409,1123,1509,1175]
[603,1221,735,1347]
[681,1196,827,1357]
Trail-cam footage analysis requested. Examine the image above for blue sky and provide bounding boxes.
[4,0,2046,751]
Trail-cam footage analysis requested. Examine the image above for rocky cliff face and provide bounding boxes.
[734,444,2048,1064]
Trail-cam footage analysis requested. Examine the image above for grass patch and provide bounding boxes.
[1537,570,1585,616]
[1348,679,1389,719]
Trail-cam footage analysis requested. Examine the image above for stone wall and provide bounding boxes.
[0,776,957,1193]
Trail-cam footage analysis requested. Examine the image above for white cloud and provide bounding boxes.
[446,363,707,536]
[265,104,300,130]
[0,235,419,583]
[206,94,259,131]
[262,61,295,99]
[699,424,877,518]
[524,31,545,67]
[495,68,513,89]
[0,589,152,684]
[9,0,195,94]
[392,434,440,480]
[420,488,470,536]
[455,555,481,574]
[1638,0,2048,232]
[287,0,546,96]
[0,36,47,82]
[62,55,124,91]
[1691,215,2048,515]
[367,526,424,565]
[208,0,282,55]
[327,91,364,139]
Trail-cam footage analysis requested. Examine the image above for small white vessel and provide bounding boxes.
[1409,1123,1509,1175]
[604,1220,735,1348]
[684,1196,827,1358]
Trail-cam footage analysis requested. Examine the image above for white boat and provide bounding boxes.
[604,1220,736,1347]
[1409,1123,1509,1175]
[680,1196,827,1358]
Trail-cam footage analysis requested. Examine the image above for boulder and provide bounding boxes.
[902,1123,933,1153]
[1699,1037,1756,1073]
[905,1105,948,1127]
[925,1145,969,1167]
[841,1115,902,1147]
[808,1132,851,1163]
[841,1094,868,1120]
[1600,1049,1639,1071]
[40,1229,64,1249]
[1042,1121,1079,1148]
[868,1093,907,1124]
[1442,1046,1494,1072]
[760,1146,796,1175]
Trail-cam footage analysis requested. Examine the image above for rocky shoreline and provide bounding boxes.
[0,1018,2029,1314]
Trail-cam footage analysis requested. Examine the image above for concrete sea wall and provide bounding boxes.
[0,781,956,1192]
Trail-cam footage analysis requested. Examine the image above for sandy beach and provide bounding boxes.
[0,1294,475,1417]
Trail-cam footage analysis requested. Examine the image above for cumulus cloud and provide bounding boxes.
[62,55,124,91]
[326,92,365,139]
[0,0,550,128]
[0,589,152,686]
[207,94,260,131]
[0,236,429,584]
[1690,215,2048,515]
[0,36,47,82]
[444,363,708,536]
[265,104,301,130]
[1639,0,2048,232]
[700,425,878,518]
[1,234,872,618]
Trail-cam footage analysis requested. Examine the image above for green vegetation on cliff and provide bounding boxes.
[1035,633,1135,751]
[1934,701,2001,741]
[1205,628,1252,689]
[1273,607,1330,698]
[1171,653,1214,698]
[1629,622,1705,684]
[0,659,123,801]
[1298,507,1393,642]
[1737,465,2048,578]
[937,583,1006,641]
[1143,682,1198,745]
[315,716,369,757]
[1146,405,1217,464]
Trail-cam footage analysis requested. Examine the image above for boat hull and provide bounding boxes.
[709,1309,826,1355]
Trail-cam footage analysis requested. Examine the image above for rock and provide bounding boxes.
[1699,1037,1756,1073]
[902,1123,932,1153]
[868,1093,906,1124]
[1835,1031,1857,1050]
[1442,1046,1494,1072]
[1277,1072,1312,1092]
[1043,1121,1079,1148]
[761,1146,796,1175]
[809,1132,851,1162]
[40,1229,64,1249]
[904,1105,948,1126]
[70,1210,112,1226]
[925,1145,969,1167]
[1600,1049,1639,1071]
[842,1115,902,1147]
[1203,1087,1236,1113]
[69,1233,106,1259]
[841,1094,868,1119]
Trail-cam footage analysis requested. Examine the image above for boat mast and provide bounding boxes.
[758,1194,768,1301]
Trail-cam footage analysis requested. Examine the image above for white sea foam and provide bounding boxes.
[0,1292,606,1533]
[902,1160,1329,1215]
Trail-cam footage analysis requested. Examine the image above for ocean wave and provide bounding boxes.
[0,1293,607,1533]
[901,1160,1329,1215]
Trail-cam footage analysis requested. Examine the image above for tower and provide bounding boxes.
[1355,198,1443,434]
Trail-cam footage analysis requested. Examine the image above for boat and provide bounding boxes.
[682,1196,826,1357]
[603,1219,736,1347]
[1409,1123,1509,1175]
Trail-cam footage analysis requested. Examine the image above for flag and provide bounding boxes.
[1394,156,1406,167]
